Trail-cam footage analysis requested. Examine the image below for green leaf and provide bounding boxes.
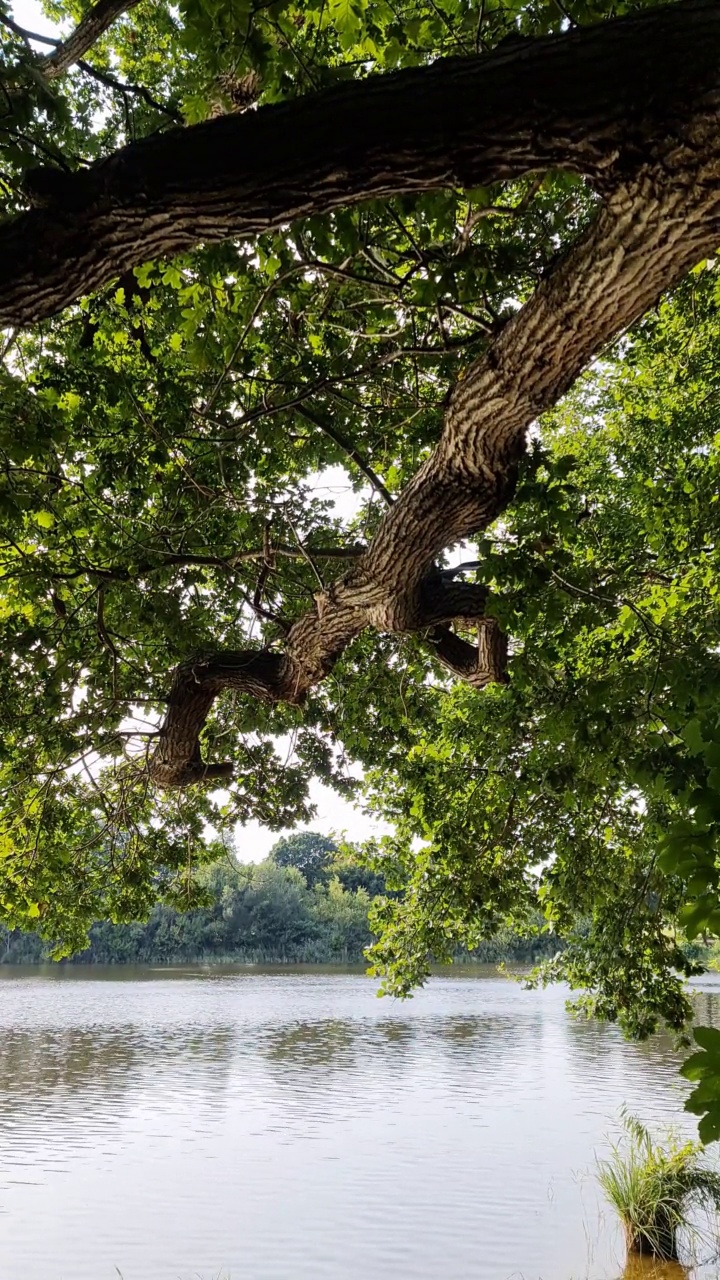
[693,1025,720,1054]
[697,1110,720,1145]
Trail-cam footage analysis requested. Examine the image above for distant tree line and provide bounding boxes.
[0,833,559,967]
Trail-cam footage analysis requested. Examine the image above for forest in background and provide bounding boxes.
[0,831,557,966]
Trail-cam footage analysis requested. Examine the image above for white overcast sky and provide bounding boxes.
[13,0,52,35]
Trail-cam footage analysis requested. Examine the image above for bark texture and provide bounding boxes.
[39,0,141,80]
[3,0,720,324]
[2,0,720,785]
[150,121,720,784]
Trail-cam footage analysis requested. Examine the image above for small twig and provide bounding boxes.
[266,16,319,89]
[548,568,657,637]
[455,173,544,252]
[96,587,119,696]
[5,125,73,171]
[287,517,325,591]
[242,585,290,633]
[252,558,271,616]
[77,59,183,124]
[262,519,274,568]
[552,0,577,26]
[32,542,367,584]
[296,403,394,506]
[202,265,304,415]
[475,0,488,52]
[426,0,472,53]
[96,589,118,651]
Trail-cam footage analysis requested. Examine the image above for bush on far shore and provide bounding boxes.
[0,836,560,968]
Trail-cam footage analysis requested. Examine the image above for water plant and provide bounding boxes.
[596,1112,720,1262]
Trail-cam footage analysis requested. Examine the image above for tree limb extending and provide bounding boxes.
[39,0,141,81]
[149,119,720,785]
[3,0,720,324]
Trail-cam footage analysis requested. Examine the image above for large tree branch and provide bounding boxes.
[4,0,720,324]
[75,59,184,125]
[426,621,508,687]
[38,0,141,81]
[149,125,720,786]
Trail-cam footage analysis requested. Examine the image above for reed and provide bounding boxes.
[596,1112,720,1262]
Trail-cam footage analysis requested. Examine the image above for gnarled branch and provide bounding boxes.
[426,621,508,688]
[149,125,720,785]
[3,0,720,323]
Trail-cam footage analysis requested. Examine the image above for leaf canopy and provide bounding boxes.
[2,0,720,1137]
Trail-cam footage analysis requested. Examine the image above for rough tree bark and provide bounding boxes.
[150,132,720,785]
[2,0,719,784]
[148,10,720,785]
[3,0,720,325]
[39,0,141,81]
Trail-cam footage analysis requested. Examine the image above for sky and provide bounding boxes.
[235,778,390,862]
[12,0,52,37]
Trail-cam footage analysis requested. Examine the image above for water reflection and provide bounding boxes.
[264,1018,357,1067]
[622,1256,690,1280]
[0,967,716,1280]
[0,1025,236,1100]
[692,990,720,1030]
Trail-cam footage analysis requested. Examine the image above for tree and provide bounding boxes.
[358,267,720,1146]
[269,831,337,886]
[2,0,720,1067]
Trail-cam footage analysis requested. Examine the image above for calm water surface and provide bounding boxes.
[0,965,718,1280]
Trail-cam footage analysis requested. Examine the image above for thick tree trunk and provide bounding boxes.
[150,128,720,786]
[3,0,720,325]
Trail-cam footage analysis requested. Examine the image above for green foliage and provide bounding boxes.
[681,1026,720,1146]
[0,844,557,965]
[0,0,648,952]
[268,830,337,885]
[596,1111,720,1260]
[361,267,720,1044]
[1,853,375,963]
[2,0,720,1132]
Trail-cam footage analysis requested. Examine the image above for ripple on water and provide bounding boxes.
[0,966,717,1280]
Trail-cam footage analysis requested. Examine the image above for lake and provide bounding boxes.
[0,965,717,1280]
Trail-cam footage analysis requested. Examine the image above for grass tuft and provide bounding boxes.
[596,1109,720,1262]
